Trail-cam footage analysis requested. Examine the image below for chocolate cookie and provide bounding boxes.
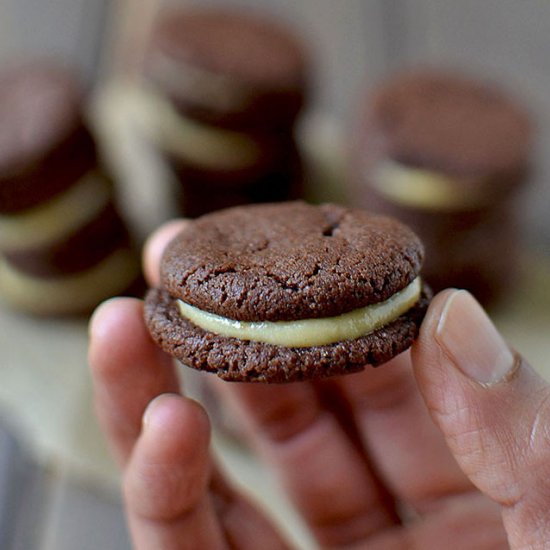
[144,201,430,383]
[143,8,308,131]
[350,69,533,305]
[0,62,142,316]
[361,69,531,180]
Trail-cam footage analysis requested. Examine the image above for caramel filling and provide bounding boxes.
[371,161,488,210]
[177,277,422,347]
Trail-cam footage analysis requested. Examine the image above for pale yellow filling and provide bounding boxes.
[129,87,262,170]
[0,248,139,314]
[177,277,422,347]
[0,172,111,251]
[371,161,488,210]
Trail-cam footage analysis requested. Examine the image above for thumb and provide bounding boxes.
[412,289,550,548]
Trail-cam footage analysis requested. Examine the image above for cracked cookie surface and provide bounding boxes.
[160,201,424,321]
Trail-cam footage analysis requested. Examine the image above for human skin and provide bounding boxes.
[88,220,550,549]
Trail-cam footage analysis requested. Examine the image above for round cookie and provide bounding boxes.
[144,201,430,383]
[0,62,143,316]
[143,8,308,131]
[360,69,532,181]
[350,69,533,305]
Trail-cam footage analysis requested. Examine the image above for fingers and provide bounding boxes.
[90,299,288,549]
[125,394,289,550]
[123,394,227,550]
[412,289,550,547]
[212,379,398,548]
[332,351,472,511]
[89,216,188,464]
[143,219,188,287]
[88,297,180,465]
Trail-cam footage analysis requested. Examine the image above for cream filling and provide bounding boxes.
[147,51,250,113]
[129,86,262,170]
[370,161,488,210]
[177,277,422,347]
[0,172,112,251]
[0,248,138,314]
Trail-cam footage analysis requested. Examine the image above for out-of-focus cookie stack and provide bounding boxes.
[350,69,533,306]
[137,7,309,217]
[0,62,140,316]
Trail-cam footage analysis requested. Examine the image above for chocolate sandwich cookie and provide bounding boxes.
[0,62,97,213]
[145,201,430,383]
[0,61,141,316]
[137,8,310,218]
[351,69,533,304]
[144,8,308,132]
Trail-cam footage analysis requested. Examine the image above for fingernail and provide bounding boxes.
[435,290,514,385]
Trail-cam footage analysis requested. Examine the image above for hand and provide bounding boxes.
[89,220,550,549]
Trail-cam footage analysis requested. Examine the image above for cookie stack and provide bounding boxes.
[351,69,533,305]
[139,8,308,217]
[0,63,140,315]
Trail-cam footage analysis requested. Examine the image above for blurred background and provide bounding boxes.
[2,0,550,249]
[1,1,550,549]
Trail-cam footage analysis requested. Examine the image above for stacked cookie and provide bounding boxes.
[139,8,308,217]
[351,69,533,305]
[0,63,140,315]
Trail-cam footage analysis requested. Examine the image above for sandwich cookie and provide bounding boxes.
[139,7,310,217]
[145,201,430,383]
[0,62,141,315]
[143,8,308,131]
[351,69,533,304]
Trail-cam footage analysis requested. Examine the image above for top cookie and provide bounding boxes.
[363,70,532,178]
[144,8,308,130]
[161,201,423,321]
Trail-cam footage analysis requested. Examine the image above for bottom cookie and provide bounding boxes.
[144,286,431,383]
